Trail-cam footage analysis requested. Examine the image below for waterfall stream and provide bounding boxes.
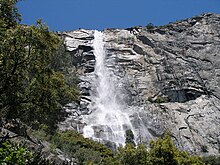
[83,30,134,146]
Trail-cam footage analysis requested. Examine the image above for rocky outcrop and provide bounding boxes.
[0,119,75,164]
[59,13,220,156]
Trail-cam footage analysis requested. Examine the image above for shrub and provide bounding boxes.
[148,96,169,103]
[0,140,33,164]
[149,133,202,165]
[202,155,220,165]
[110,133,203,165]
[50,130,113,163]
[125,129,135,146]
[146,23,154,29]
[201,145,209,153]
[74,148,102,165]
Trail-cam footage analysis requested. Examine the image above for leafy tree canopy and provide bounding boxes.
[0,0,78,130]
[0,0,21,32]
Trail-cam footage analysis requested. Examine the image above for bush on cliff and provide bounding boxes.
[102,133,203,165]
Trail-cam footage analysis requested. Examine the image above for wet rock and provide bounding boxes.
[59,13,220,156]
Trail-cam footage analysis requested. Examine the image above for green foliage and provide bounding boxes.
[31,124,52,141]
[0,23,76,128]
[113,144,150,165]
[0,0,80,162]
[0,0,79,130]
[135,144,151,164]
[0,138,53,165]
[0,140,33,164]
[202,155,220,165]
[146,23,154,29]
[149,133,177,164]
[201,145,208,153]
[74,148,103,165]
[50,130,113,164]
[149,133,202,165]
[125,129,135,146]
[0,0,21,30]
[50,41,72,72]
[0,130,208,165]
[115,144,137,165]
[107,133,203,165]
[0,1,215,165]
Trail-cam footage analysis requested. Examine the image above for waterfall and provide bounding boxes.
[83,30,134,146]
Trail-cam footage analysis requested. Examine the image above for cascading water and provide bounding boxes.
[83,30,134,146]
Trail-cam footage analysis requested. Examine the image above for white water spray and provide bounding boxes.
[83,30,133,146]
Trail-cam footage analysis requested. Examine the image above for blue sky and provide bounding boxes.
[17,0,220,31]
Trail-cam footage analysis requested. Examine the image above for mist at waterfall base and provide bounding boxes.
[82,30,134,146]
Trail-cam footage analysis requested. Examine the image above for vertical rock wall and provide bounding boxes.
[59,13,220,155]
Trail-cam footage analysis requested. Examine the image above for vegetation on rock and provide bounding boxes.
[125,129,136,146]
[0,140,33,164]
[0,0,219,164]
[102,133,204,165]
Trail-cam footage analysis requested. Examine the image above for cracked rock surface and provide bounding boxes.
[59,13,220,155]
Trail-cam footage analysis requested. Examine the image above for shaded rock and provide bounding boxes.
[59,13,220,156]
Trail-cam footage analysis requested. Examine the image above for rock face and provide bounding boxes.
[59,13,220,156]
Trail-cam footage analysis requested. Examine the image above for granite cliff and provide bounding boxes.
[59,13,220,156]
